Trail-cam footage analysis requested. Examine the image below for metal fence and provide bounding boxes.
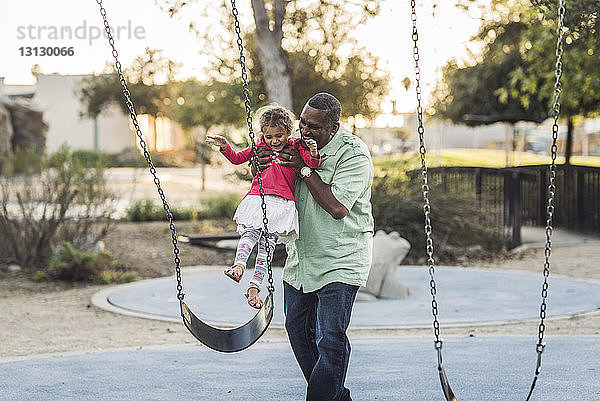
[425,165,600,247]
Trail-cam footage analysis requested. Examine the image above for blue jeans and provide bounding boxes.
[284,281,359,401]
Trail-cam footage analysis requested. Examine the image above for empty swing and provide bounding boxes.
[95,0,275,353]
[409,1,565,400]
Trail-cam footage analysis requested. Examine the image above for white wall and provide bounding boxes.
[583,117,600,134]
[32,74,135,153]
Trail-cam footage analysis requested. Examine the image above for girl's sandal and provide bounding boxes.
[224,264,244,283]
[245,284,263,309]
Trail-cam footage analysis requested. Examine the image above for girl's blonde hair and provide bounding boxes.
[255,104,295,135]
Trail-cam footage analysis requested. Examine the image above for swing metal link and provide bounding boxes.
[411,0,564,400]
[95,0,275,353]
[411,2,452,399]
[526,2,565,399]
[410,0,441,347]
[98,0,274,299]
[230,0,275,295]
[95,0,185,301]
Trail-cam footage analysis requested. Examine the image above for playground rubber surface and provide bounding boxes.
[96,265,600,329]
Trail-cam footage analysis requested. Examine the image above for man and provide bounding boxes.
[258,93,374,401]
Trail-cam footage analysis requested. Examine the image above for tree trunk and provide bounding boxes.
[564,116,574,165]
[201,160,206,191]
[251,0,292,109]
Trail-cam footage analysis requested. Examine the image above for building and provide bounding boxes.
[358,110,600,159]
[358,111,529,156]
[0,74,187,154]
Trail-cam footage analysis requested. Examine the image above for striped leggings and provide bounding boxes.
[233,228,279,288]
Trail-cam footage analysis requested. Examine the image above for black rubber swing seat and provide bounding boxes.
[439,365,458,401]
[180,292,273,353]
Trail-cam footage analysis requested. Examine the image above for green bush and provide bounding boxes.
[97,269,140,285]
[200,193,240,219]
[48,149,116,168]
[125,199,197,221]
[372,164,509,263]
[108,148,177,168]
[125,193,241,222]
[31,271,48,282]
[126,199,163,221]
[49,242,104,282]
[47,147,180,169]
[0,147,44,175]
[49,242,138,284]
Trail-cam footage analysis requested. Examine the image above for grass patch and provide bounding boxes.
[375,148,600,169]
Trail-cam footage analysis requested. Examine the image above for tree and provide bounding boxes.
[507,2,600,163]
[164,79,250,190]
[457,0,599,38]
[531,0,599,41]
[79,72,122,118]
[79,48,180,151]
[80,48,178,117]
[252,42,389,119]
[250,0,292,109]
[435,0,600,163]
[433,17,549,126]
[162,0,388,118]
[167,80,246,130]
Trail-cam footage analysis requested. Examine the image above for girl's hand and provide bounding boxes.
[206,135,228,150]
[304,138,319,158]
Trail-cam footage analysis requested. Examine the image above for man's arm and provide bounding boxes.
[303,172,349,220]
[279,145,348,220]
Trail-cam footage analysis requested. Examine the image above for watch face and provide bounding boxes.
[301,167,311,177]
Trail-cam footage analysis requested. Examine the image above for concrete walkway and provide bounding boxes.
[2,336,598,400]
[516,226,600,251]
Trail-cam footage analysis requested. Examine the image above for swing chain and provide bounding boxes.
[412,0,565,398]
[536,0,565,363]
[230,0,275,295]
[95,0,185,301]
[410,0,441,346]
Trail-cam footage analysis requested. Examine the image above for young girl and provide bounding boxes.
[206,104,320,309]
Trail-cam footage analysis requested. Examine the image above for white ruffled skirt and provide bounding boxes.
[233,194,299,244]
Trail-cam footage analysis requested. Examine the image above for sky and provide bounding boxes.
[1,0,484,113]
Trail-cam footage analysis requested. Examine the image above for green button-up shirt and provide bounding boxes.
[283,125,374,293]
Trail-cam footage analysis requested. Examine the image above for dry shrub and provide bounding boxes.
[372,163,509,263]
[0,145,114,272]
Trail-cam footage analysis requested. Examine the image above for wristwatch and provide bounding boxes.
[300,166,312,179]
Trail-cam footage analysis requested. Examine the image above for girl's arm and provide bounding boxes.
[206,135,253,165]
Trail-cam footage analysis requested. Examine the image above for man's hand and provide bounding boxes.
[278,144,303,173]
[250,147,275,176]
[255,147,275,171]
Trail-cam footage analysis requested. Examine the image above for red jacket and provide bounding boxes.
[221,136,321,201]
